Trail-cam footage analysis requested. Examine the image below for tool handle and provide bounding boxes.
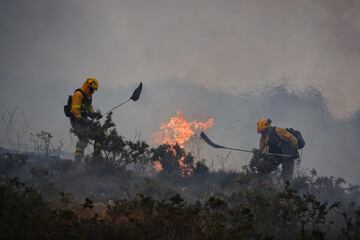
[103,98,130,116]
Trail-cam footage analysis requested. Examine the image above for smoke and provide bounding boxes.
[2,78,359,182]
[1,0,360,117]
[134,80,360,183]
[1,0,360,181]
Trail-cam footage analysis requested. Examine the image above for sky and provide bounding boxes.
[1,0,360,117]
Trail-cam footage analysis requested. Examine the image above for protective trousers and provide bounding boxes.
[281,158,295,181]
[249,153,296,181]
[280,147,298,181]
[71,120,101,165]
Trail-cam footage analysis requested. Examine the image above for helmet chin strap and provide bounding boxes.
[80,86,91,96]
[88,87,95,94]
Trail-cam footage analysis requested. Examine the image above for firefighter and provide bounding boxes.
[252,118,300,181]
[70,77,102,165]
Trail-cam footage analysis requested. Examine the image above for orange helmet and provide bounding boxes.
[83,77,99,91]
[257,118,271,133]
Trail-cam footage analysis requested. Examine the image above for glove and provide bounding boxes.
[252,148,261,154]
[78,118,92,126]
[252,148,265,158]
[89,112,102,120]
[94,112,102,120]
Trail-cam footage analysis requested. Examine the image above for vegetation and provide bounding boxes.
[1,115,360,239]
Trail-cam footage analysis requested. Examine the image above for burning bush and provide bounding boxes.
[151,143,195,175]
[152,111,213,176]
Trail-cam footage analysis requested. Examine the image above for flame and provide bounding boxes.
[154,111,214,148]
[153,111,214,175]
[179,156,193,176]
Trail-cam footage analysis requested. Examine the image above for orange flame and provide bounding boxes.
[179,156,193,176]
[154,111,214,148]
[153,111,214,175]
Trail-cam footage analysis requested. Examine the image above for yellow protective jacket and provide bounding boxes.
[259,127,299,154]
[70,87,94,119]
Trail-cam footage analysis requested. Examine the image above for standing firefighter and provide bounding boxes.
[250,118,305,181]
[64,77,102,165]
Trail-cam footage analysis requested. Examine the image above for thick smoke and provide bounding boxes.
[1,0,359,180]
[1,80,359,182]
[1,0,360,117]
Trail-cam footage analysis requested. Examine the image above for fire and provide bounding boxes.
[154,111,214,148]
[179,156,192,176]
[153,111,214,175]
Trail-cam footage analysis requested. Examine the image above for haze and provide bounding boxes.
[1,1,360,181]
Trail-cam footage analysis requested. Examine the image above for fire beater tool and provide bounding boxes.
[103,82,143,116]
[200,132,292,158]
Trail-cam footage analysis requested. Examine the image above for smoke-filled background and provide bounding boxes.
[0,0,359,181]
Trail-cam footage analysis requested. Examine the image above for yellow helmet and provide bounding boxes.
[257,118,271,133]
[83,77,99,91]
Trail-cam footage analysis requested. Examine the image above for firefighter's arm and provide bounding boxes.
[71,91,83,119]
[88,104,94,113]
[259,135,269,153]
[276,128,299,149]
[87,104,101,119]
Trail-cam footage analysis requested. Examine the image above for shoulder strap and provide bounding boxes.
[269,126,282,142]
[74,88,86,97]
[74,88,92,104]
[268,126,276,136]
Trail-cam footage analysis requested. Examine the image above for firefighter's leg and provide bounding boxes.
[92,140,102,160]
[250,154,280,174]
[75,138,88,165]
[87,129,102,160]
[281,158,294,181]
[73,123,89,165]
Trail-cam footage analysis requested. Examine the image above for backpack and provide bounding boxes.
[64,95,73,118]
[286,128,305,149]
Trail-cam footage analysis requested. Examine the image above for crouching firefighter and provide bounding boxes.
[64,77,102,165]
[250,118,305,181]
